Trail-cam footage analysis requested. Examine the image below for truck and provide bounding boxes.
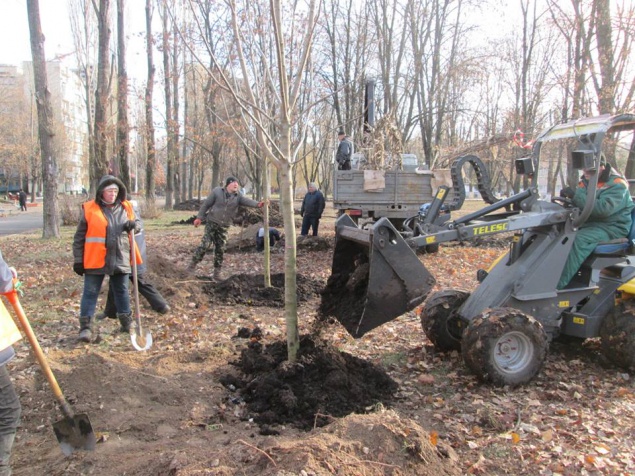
[333,79,499,231]
[332,153,500,231]
[321,113,635,387]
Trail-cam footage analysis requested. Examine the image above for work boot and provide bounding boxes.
[213,268,223,281]
[78,317,92,342]
[117,312,133,333]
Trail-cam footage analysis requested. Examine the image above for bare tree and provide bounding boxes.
[92,0,112,190]
[69,0,97,194]
[145,0,157,205]
[27,0,60,238]
[116,0,131,190]
[158,0,179,209]
[188,0,319,361]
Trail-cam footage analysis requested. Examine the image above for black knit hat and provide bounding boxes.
[225,176,239,186]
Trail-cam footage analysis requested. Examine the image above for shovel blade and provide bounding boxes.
[53,413,96,456]
[131,331,153,351]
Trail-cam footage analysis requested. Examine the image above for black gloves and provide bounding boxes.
[560,187,575,199]
[73,263,85,276]
[123,220,137,232]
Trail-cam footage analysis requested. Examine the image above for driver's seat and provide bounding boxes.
[592,206,635,256]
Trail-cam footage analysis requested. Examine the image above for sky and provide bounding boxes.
[1,0,74,67]
[0,0,148,81]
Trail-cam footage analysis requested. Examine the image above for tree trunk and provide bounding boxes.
[93,0,111,188]
[145,0,156,205]
[263,160,271,288]
[278,157,299,362]
[594,0,615,115]
[161,2,174,209]
[27,0,60,238]
[116,0,130,191]
[172,18,181,204]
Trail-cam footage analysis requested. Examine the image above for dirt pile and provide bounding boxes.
[222,335,399,432]
[203,273,324,307]
[213,410,461,476]
[173,199,202,211]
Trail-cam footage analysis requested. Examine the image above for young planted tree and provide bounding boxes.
[26,0,60,238]
[189,0,319,361]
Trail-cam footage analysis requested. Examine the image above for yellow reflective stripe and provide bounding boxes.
[0,301,22,351]
[86,237,106,243]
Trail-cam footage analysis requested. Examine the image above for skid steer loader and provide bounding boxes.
[320,113,635,386]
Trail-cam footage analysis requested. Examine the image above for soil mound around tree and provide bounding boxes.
[203,273,324,307]
[222,336,398,432]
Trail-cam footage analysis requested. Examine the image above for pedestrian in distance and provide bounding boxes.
[97,198,169,320]
[188,176,264,281]
[72,175,142,342]
[335,131,352,170]
[256,226,281,252]
[17,189,27,212]
[300,183,326,237]
[0,249,23,476]
[557,155,634,289]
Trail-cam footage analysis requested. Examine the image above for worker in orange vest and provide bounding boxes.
[72,176,141,342]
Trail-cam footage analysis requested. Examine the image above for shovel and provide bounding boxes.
[4,290,96,456]
[128,231,153,351]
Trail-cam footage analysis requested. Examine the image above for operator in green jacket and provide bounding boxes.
[557,156,634,289]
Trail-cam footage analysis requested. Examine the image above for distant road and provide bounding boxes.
[0,205,44,236]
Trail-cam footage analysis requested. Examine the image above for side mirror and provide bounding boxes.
[571,150,595,170]
[515,157,534,175]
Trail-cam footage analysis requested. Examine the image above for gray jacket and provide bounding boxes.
[196,187,259,227]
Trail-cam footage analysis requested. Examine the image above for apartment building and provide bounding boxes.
[23,60,89,194]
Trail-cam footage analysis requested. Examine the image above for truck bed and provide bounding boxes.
[332,169,442,220]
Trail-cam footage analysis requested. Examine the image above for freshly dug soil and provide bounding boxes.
[319,246,369,336]
[222,335,398,432]
[204,273,324,307]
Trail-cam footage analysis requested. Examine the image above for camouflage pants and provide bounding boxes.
[192,220,228,269]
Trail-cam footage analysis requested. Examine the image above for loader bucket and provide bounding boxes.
[320,215,436,338]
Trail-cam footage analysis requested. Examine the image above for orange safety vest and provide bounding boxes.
[0,299,22,352]
[83,200,143,269]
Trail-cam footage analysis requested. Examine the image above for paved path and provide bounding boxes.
[0,203,44,236]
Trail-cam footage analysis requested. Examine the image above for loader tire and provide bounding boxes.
[600,300,635,371]
[461,308,548,387]
[420,289,470,352]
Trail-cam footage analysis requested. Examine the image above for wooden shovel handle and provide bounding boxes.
[3,290,74,419]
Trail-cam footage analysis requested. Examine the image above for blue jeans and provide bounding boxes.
[80,274,130,317]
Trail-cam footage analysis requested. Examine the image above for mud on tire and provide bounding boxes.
[461,308,548,387]
[420,289,470,352]
[600,300,635,371]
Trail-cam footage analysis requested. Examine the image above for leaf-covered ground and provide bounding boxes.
[0,202,634,475]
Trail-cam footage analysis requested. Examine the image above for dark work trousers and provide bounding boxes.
[103,273,167,317]
[301,215,320,236]
[0,365,20,476]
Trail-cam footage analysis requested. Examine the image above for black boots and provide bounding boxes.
[117,312,133,333]
[78,317,92,342]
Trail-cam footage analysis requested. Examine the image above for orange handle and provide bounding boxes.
[3,291,74,418]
